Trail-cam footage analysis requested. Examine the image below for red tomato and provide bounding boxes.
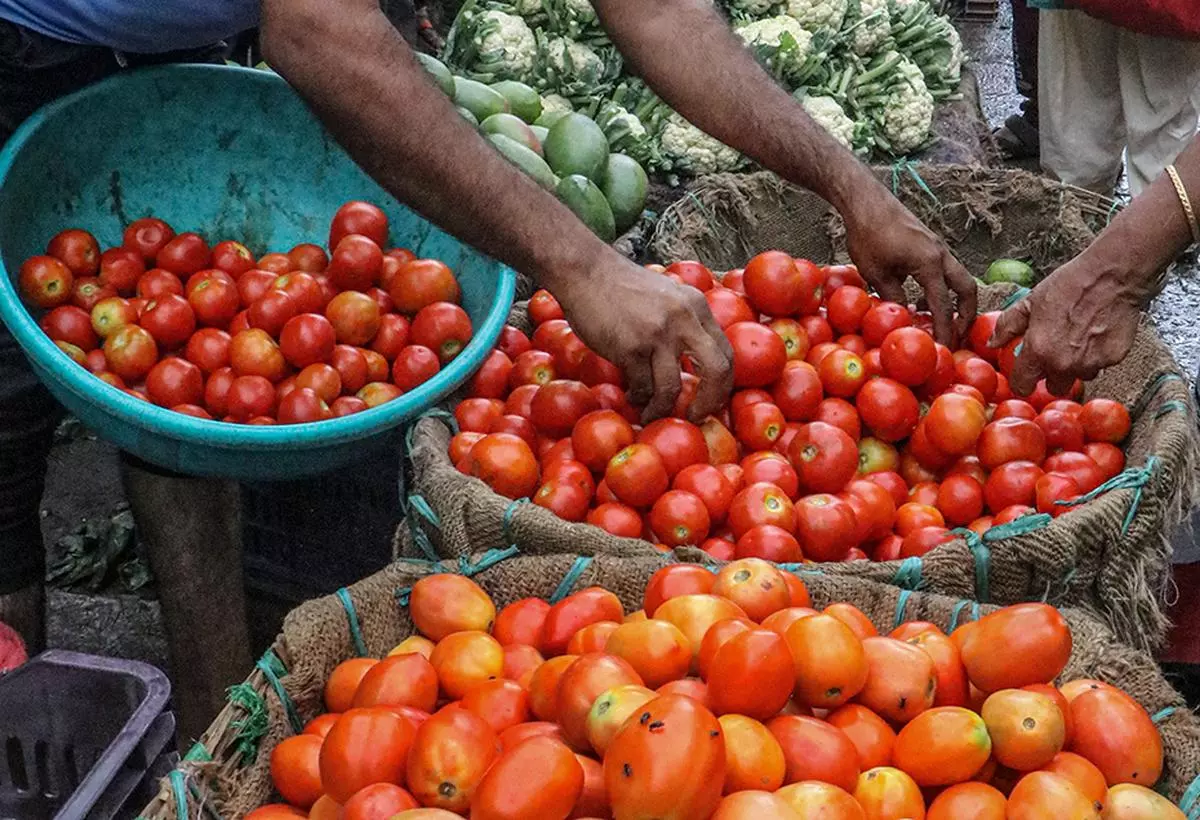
[328,234,383,291]
[187,275,239,327]
[330,201,388,248]
[925,393,988,455]
[861,302,912,347]
[1035,409,1086,452]
[529,380,598,438]
[817,348,867,398]
[95,247,144,295]
[900,525,954,558]
[411,302,473,363]
[742,251,805,316]
[121,217,175,263]
[814,398,861,440]
[955,356,999,402]
[672,463,736,524]
[279,313,336,368]
[1035,472,1080,516]
[768,318,810,362]
[881,327,937,386]
[322,291,380,346]
[740,452,799,499]
[984,461,1044,513]
[156,232,210,276]
[71,276,115,312]
[509,350,556,388]
[392,345,440,391]
[733,402,785,451]
[728,482,796,538]
[649,490,711,546]
[277,387,332,423]
[527,289,564,324]
[770,361,822,422]
[705,287,756,329]
[1080,398,1130,443]
[1084,441,1125,480]
[287,243,328,273]
[826,286,872,334]
[318,708,417,804]
[977,417,1046,470]
[586,502,644,538]
[390,259,461,314]
[541,587,623,657]
[464,433,539,499]
[226,375,276,420]
[845,479,897,541]
[1042,451,1105,494]
[856,378,919,442]
[140,294,196,350]
[605,444,670,508]
[102,324,157,380]
[726,321,788,387]
[209,240,255,276]
[19,255,74,308]
[638,418,709,477]
[768,715,861,792]
[145,357,203,407]
[788,421,858,494]
[405,706,497,812]
[794,493,858,561]
[936,474,985,526]
[707,629,794,720]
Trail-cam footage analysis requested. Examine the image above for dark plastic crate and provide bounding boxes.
[0,650,177,820]
[241,445,403,605]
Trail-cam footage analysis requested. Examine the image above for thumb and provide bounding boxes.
[988,299,1031,348]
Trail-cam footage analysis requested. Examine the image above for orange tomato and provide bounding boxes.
[493,597,551,646]
[852,767,925,820]
[657,677,710,707]
[503,643,544,682]
[892,707,992,786]
[718,714,786,794]
[706,629,794,720]
[784,613,868,710]
[712,558,791,621]
[1042,752,1107,811]
[642,564,716,617]
[405,705,498,812]
[711,791,799,819]
[696,619,756,681]
[781,572,811,607]
[761,606,819,636]
[958,603,1071,693]
[1059,679,1116,703]
[823,603,878,639]
[391,811,463,819]
[857,637,937,724]
[303,712,340,740]
[470,736,584,820]
[926,782,1005,820]
[497,720,564,753]
[567,621,620,655]
[604,618,692,688]
[244,805,307,820]
[389,635,436,659]
[461,678,529,733]
[603,694,726,820]
[586,684,657,756]
[905,630,969,708]
[1023,683,1072,743]
[1006,771,1100,820]
[825,704,897,770]
[541,587,624,656]
[571,753,609,819]
[352,653,439,712]
[775,781,866,819]
[527,654,578,721]
[1102,784,1187,819]
[340,783,418,820]
[409,574,496,641]
[269,734,323,808]
[1068,687,1163,787]
[555,653,644,750]
[654,594,749,667]
[889,621,942,641]
[307,795,340,820]
[981,689,1065,771]
[320,708,417,803]
[767,715,860,792]
[430,631,504,699]
[324,658,378,712]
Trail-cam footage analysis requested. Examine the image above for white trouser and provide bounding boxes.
[1038,9,1200,196]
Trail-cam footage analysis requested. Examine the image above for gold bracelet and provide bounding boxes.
[1165,164,1200,246]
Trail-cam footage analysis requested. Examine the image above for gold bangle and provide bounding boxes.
[1165,164,1200,246]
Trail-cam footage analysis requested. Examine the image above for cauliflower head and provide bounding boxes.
[729,0,779,15]
[546,37,605,83]
[563,0,598,22]
[539,93,574,117]
[659,112,743,174]
[784,0,848,32]
[736,15,813,52]
[846,0,891,55]
[801,95,855,149]
[880,56,934,153]
[508,0,544,16]
[476,11,538,77]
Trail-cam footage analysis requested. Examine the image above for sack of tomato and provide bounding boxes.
[140,551,1200,819]
[398,170,1197,655]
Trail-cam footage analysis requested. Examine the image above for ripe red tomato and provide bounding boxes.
[295,363,342,403]
[726,321,787,388]
[46,228,99,277]
[230,329,287,381]
[103,325,158,381]
[329,234,384,291]
[1035,472,1080,516]
[728,482,796,538]
[734,402,785,450]
[650,490,711,546]
[274,272,325,313]
[137,268,185,301]
[358,381,402,407]
[248,290,298,337]
[278,387,333,424]
[925,393,988,455]
[509,350,556,388]
[330,201,388,248]
[705,287,756,329]
[1042,451,1105,494]
[210,240,255,276]
[605,444,670,508]
[794,493,858,561]
[788,421,858,494]
[329,345,368,393]
[389,259,461,316]
[466,433,540,499]
[814,398,861,440]
[742,251,805,316]
[321,708,418,805]
[572,409,636,472]
[145,357,204,407]
[844,479,897,541]
[967,311,1001,361]
[467,350,513,400]
[856,378,919,442]
[288,243,329,273]
[122,217,175,263]
[955,356,999,402]
[817,349,867,398]
[768,318,811,362]
[411,302,472,363]
[977,416,1046,470]
[96,248,145,294]
[455,398,504,433]
[1080,398,1130,443]
[1035,409,1086,452]
[188,276,240,327]
[936,474,985,526]
[1085,441,1125,480]
[392,345,441,391]
[826,286,872,334]
[71,277,115,312]
[365,313,407,361]
[735,524,802,562]
[638,418,709,477]
[204,367,237,416]
[139,294,196,349]
[322,291,380,346]
[529,380,598,438]
[19,255,74,308]
[984,460,1044,512]
[861,301,912,347]
[156,232,210,276]
[900,525,954,558]
[881,326,937,386]
[768,715,861,793]
[770,361,822,422]
[806,342,840,368]
[587,502,644,537]
[665,260,715,291]
[740,452,799,499]
[279,313,336,369]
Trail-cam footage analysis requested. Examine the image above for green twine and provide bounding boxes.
[1152,706,1178,724]
[948,598,981,632]
[409,494,441,528]
[396,546,521,606]
[502,498,529,545]
[170,770,188,820]
[184,742,211,762]
[983,512,1052,540]
[1057,455,1157,535]
[1001,287,1031,310]
[1131,372,1185,420]
[893,588,914,630]
[1180,771,1200,818]
[337,588,369,658]
[890,556,923,590]
[256,649,304,735]
[890,159,939,204]
[404,406,458,452]
[227,682,268,763]
[954,528,993,603]
[550,556,593,603]
[407,494,440,561]
[1157,400,1190,418]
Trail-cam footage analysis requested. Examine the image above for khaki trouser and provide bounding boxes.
[1039,9,1200,196]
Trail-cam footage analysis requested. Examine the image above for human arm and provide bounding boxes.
[593,0,976,343]
[258,0,732,421]
[989,137,1200,395]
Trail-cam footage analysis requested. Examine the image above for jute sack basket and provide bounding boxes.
[141,550,1200,819]
[399,166,1197,654]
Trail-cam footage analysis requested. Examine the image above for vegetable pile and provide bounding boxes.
[251,568,1173,819]
[440,0,965,174]
[449,255,1132,563]
[417,52,649,240]
[18,202,474,424]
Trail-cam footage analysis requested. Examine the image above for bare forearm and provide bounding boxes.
[595,0,879,216]
[260,0,609,292]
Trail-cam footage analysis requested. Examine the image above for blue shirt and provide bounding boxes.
[0,0,260,54]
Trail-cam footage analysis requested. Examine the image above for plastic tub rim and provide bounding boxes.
[0,64,517,451]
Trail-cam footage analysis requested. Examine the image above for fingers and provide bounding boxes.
[642,345,683,424]
[944,255,977,340]
[1008,343,1043,397]
[624,351,654,410]
[870,274,908,305]
[1045,370,1077,398]
[684,318,735,423]
[919,268,954,346]
[988,299,1031,348]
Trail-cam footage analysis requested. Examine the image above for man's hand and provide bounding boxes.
[989,252,1147,396]
[844,193,977,345]
[553,254,733,424]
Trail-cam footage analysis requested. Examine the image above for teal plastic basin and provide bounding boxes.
[0,65,515,479]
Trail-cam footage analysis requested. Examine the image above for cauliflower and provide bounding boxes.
[540,93,574,117]
[729,0,778,16]
[845,0,891,55]
[545,37,605,84]
[801,95,855,149]
[878,55,934,153]
[562,0,597,22]
[507,0,544,16]
[472,10,539,78]
[737,16,815,83]
[784,0,848,32]
[659,112,743,174]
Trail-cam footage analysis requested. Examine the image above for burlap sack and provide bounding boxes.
[141,551,1200,819]
[399,167,1197,653]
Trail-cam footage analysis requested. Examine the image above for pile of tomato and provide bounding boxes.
[18,202,471,423]
[448,252,1133,562]
[249,559,1173,820]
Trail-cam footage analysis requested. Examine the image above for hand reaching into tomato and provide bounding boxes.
[551,252,734,424]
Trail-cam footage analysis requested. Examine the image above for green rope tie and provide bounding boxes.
[948,598,981,633]
[1131,372,1184,420]
[1157,400,1190,418]
[396,546,520,606]
[889,159,939,204]
[890,556,923,590]
[1180,771,1200,818]
[1057,455,1157,535]
[893,588,914,631]
[502,497,530,545]
[256,649,304,735]
[403,407,458,452]
[550,556,594,604]
[227,682,268,763]
[1152,706,1178,723]
[170,770,188,820]
[336,588,369,658]
[982,512,1052,540]
[184,742,211,762]
[1001,287,1031,310]
[954,528,993,604]
[406,494,441,561]
[409,494,441,528]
